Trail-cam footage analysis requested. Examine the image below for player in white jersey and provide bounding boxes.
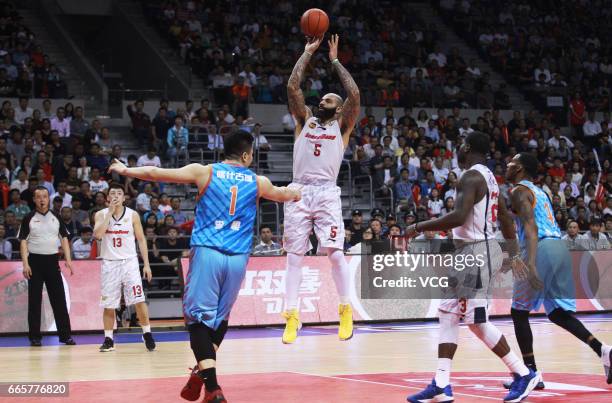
[405,132,539,403]
[281,34,360,344]
[93,183,155,352]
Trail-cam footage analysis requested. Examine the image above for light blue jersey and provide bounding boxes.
[191,163,258,254]
[514,180,562,246]
[512,180,575,314]
[184,162,259,330]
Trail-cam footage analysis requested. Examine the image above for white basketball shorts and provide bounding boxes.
[283,183,344,255]
[100,256,145,309]
[438,239,503,324]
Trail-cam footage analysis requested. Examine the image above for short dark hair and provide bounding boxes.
[259,224,272,233]
[224,130,253,159]
[465,131,490,155]
[34,186,49,195]
[589,217,603,226]
[109,183,125,193]
[517,152,539,179]
[388,224,402,233]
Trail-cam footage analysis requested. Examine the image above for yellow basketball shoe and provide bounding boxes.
[338,304,353,341]
[281,309,301,344]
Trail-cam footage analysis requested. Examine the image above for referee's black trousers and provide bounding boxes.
[27,253,72,340]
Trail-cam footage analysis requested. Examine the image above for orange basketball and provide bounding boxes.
[300,8,329,38]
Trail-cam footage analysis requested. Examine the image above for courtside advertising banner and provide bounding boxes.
[0,249,609,333]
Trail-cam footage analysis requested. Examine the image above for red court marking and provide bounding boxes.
[4,371,609,402]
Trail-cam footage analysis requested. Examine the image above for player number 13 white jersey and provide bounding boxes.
[100,207,137,260]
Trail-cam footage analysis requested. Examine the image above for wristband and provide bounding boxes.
[304,50,313,56]
[331,58,340,64]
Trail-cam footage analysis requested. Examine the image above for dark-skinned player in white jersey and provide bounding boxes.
[404,132,538,403]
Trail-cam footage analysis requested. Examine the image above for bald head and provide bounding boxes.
[323,93,344,107]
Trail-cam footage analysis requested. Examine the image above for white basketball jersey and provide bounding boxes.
[100,207,137,260]
[293,117,344,183]
[452,164,499,240]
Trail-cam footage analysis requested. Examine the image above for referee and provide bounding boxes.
[19,186,76,346]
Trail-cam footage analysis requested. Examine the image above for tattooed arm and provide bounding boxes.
[287,37,322,138]
[328,34,360,145]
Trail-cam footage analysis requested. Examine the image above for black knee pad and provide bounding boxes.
[511,308,530,322]
[189,323,216,362]
[547,308,569,325]
[211,320,229,347]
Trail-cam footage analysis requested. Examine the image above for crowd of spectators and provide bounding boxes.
[337,104,612,251]
[141,0,512,112]
[438,0,612,116]
[126,98,268,167]
[0,97,193,285]
[0,1,68,98]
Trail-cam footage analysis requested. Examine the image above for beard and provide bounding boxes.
[315,106,336,121]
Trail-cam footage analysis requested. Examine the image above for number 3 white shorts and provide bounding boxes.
[100,256,145,309]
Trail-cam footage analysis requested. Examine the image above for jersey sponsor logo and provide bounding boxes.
[305,133,337,141]
[216,170,254,182]
[231,221,241,231]
[308,122,316,129]
[215,220,224,229]
[105,230,129,234]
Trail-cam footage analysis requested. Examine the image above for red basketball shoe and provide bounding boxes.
[203,388,227,403]
[180,367,203,401]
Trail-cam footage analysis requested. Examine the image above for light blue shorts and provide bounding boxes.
[183,246,249,330]
[512,238,576,314]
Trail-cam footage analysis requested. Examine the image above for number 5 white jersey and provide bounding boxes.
[100,207,137,260]
[293,117,344,183]
[452,164,499,240]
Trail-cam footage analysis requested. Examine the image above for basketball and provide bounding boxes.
[300,8,329,38]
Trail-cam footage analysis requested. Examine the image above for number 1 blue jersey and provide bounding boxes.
[190,163,258,254]
[514,180,562,248]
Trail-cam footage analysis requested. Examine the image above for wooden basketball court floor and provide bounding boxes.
[1,315,611,402]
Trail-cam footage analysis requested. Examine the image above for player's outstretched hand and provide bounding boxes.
[508,256,528,278]
[108,158,127,176]
[328,34,339,61]
[305,36,323,54]
[526,263,543,290]
[404,224,418,238]
[142,265,152,282]
[291,187,302,202]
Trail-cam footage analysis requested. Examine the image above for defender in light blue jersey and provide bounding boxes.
[506,153,611,388]
[108,131,301,401]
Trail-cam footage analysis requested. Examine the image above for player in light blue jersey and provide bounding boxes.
[108,130,301,403]
[506,152,611,389]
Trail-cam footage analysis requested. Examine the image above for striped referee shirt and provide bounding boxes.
[18,209,70,255]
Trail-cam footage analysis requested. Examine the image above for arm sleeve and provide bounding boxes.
[17,211,33,240]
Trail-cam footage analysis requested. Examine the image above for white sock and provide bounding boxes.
[104,330,113,339]
[502,351,530,376]
[142,325,151,333]
[602,345,611,364]
[328,249,351,305]
[434,358,452,387]
[285,253,304,310]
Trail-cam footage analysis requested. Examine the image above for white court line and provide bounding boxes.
[265,327,331,335]
[287,371,501,401]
